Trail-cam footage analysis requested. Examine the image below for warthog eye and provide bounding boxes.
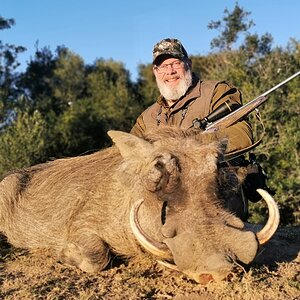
[155,161,164,171]
[161,201,168,225]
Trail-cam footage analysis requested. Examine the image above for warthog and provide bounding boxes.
[0,127,279,283]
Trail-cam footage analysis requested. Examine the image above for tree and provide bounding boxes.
[51,47,86,107]
[86,59,140,131]
[18,46,58,116]
[50,58,142,157]
[0,16,26,124]
[208,2,254,51]
[0,107,47,176]
[136,63,159,108]
[54,98,110,156]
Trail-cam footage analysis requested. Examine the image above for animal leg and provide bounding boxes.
[59,235,110,273]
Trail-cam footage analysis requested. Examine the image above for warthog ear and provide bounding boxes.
[108,130,153,160]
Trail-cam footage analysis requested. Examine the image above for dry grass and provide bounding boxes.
[0,227,299,300]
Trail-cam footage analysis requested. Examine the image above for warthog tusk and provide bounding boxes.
[156,259,179,271]
[130,199,173,259]
[255,189,280,245]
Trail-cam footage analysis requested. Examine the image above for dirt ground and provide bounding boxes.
[0,226,299,300]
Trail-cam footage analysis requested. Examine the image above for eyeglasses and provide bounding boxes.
[154,60,184,74]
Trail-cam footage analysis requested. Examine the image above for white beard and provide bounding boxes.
[156,69,193,101]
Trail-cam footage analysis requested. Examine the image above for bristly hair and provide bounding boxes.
[1,163,49,195]
[141,126,228,157]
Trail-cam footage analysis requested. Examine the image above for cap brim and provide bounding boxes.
[153,53,185,65]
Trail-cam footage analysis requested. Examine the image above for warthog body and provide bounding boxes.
[0,128,278,283]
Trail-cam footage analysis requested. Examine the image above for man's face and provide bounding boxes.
[153,57,192,102]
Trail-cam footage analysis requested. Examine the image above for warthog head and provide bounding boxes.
[109,128,279,284]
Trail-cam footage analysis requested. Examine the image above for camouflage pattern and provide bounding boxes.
[153,38,189,64]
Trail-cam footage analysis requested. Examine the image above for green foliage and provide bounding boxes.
[86,59,141,131]
[14,48,142,161]
[18,46,59,115]
[242,33,273,57]
[54,98,110,157]
[136,63,159,108]
[208,2,254,50]
[0,109,47,175]
[0,16,26,123]
[51,47,86,106]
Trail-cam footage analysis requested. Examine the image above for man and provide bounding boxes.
[131,38,254,220]
[131,38,253,154]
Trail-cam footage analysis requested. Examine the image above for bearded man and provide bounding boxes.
[131,38,256,220]
[131,38,253,154]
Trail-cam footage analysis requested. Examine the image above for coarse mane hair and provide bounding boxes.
[142,126,227,154]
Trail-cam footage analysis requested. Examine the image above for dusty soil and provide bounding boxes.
[0,227,299,300]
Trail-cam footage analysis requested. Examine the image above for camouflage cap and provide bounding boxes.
[152,38,189,64]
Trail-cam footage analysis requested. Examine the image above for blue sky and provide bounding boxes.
[1,0,300,81]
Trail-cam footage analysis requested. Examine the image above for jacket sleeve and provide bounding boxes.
[210,82,254,153]
[130,104,160,138]
[130,114,146,137]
